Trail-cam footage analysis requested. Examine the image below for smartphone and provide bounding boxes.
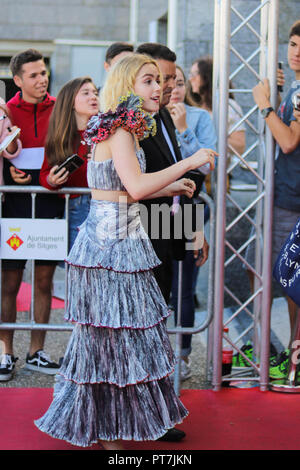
[292,93,300,112]
[15,168,27,177]
[278,62,283,93]
[0,127,21,153]
[9,163,28,178]
[54,154,84,175]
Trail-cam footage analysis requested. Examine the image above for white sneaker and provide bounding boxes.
[0,354,18,382]
[181,358,192,381]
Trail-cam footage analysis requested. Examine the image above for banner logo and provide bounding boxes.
[6,233,24,251]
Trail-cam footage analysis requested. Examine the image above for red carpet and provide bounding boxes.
[0,387,299,450]
[17,282,64,311]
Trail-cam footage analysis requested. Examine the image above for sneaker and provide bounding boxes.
[0,354,18,382]
[232,342,278,369]
[25,349,60,375]
[269,349,290,379]
[269,343,278,366]
[232,341,253,369]
[181,358,192,381]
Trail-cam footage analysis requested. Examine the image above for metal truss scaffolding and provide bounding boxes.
[210,0,279,391]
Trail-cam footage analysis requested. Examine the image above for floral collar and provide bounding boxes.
[84,92,157,145]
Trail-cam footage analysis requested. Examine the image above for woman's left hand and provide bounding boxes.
[169,102,188,134]
[47,165,69,187]
[164,178,196,198]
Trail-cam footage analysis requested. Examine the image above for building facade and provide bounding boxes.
[0,0,298,99]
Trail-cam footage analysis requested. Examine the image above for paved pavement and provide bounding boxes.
[0,173,290,390]
[0,305,210,390]
[0,293,289,390]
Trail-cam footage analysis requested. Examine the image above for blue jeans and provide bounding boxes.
[59,194,91,268]
[68,194,91,251]
[171,250,198,357]
[191,203,210,292]
[171,205,210,357]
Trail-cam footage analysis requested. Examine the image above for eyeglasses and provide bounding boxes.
[188,71,199,78]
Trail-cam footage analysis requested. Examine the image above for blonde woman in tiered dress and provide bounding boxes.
[35,53,217,450]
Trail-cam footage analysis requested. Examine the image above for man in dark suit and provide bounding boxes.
[136,43,208,442]
[137,43,207,303]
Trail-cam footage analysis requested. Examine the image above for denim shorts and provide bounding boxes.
[272,206,300,267]
[58,194,91,269]
[244,206,300,269]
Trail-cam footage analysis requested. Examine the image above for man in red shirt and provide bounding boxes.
[0,49,64,381]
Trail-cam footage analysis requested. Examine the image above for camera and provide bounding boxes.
[292,92,300,111]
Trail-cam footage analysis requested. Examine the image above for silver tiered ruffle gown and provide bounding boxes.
[35,145,188,447]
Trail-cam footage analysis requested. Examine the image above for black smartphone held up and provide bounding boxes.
[54,154,84,175]
[278,61,283,93]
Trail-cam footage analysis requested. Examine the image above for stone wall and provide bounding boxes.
[0,0,298,93]
[0,0,298,307]
[0,0,131,42]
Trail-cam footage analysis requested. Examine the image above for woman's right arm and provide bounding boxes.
[108,128,217,201]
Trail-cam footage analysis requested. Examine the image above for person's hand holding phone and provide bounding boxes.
[9,166,32,185]
[277,62,285,93]
[5,126,21,154]
[48,165,69,187]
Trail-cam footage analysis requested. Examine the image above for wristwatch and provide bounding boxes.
[260,107,274,119]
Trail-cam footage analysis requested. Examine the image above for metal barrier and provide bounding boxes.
[170,191,215,395]
[0,185,90,333]
[0,184,215,394]
[211,0,279,390]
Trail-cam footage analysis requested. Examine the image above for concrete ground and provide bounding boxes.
[0,303,210,390]
[0,168,291,390]
[0,292,289,390]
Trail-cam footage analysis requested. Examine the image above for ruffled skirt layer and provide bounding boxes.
[35,200,188,446]
[36,377,187,447]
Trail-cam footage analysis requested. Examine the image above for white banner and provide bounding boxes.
[0,218,68,260]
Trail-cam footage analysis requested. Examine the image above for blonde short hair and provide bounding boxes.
[100,53,161,112]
